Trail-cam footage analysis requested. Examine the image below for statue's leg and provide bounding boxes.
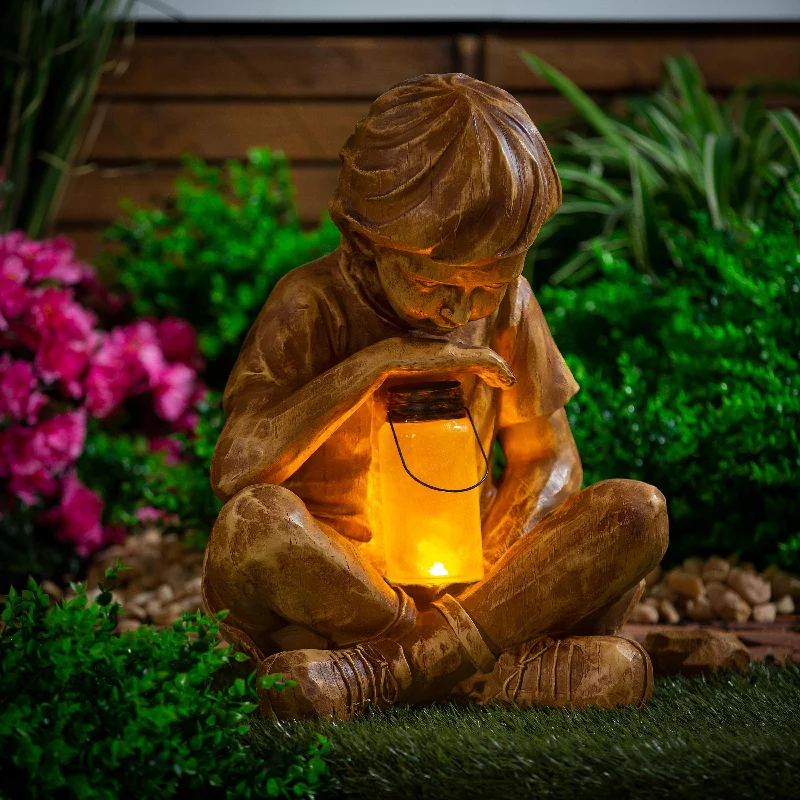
[450,478,667,708]
[258,478,667,719]
[458,478,668,649]
[202,484,416,661]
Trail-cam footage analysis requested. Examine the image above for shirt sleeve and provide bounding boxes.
[493,277,579,428]
[222,266,343,417]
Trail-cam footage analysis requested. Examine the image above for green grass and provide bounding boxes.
[247,662,800,800]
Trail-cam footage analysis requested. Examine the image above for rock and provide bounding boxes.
[685,596,715,621]
[145,598,163,619]
[643,596,659,608]
[702,557,730,584]
[156,583,175,605]
[649,583,679,603]
[116,618,142,633]
[658,599,681,624]
[666,570,705,600]
[775,594,795,615]
[770,570,800,600]
[153,602,184,626]
[712,589,751,622]
[180,594,203,614]
[705,580,728,605]
[126,602,147,620]
[132,590,154,607]
[752,603,777,623]
[682,557,704,576]
[175,575,203,600]
[162,562,185,588]
[645,565,662,587]
[643,628,751,677]
[727,568,771,606]
[628,603,659,624]
[40,580,63,604]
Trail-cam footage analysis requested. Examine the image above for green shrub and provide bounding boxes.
[0,562,330,799]
[103,149,341,389]
[522,52,800,286]
[540,182,800,568]
[76,393,225,547]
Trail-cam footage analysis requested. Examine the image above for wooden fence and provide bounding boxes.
[56,25,800,259]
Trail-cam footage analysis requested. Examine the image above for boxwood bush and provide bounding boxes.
[0,563,330,799]
[540,181,800,568]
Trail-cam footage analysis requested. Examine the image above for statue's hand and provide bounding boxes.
[376,336,516,389]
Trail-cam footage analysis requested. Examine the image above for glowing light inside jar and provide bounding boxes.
[379,411,485,588]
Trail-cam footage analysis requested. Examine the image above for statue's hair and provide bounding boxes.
[328,72,561,266]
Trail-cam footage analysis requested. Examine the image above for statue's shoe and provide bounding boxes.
[257,638,413,721]
[454,635,653,709]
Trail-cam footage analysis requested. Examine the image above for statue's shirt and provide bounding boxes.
[221,248,578,567]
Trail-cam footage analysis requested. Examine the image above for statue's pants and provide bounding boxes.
[202,478,668,664]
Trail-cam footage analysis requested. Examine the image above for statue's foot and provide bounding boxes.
[453,635,653,709]
[257,639,412,721]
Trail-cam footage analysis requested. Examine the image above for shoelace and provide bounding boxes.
[501,636,557,702]
[334,644,401,717]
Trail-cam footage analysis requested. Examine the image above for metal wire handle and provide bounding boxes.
[387,407,490,493]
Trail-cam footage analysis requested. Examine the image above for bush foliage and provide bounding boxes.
[103,149,341,389]
[0,563,330,799]
[523,53,800,287]
[540,182,800,568]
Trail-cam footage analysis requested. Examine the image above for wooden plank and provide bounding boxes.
[101,36,454,98]
[90,100,371,161]
[54,227,115,263]
[486,33,800,91]
[59,164,341,226]
[88,95,584,161]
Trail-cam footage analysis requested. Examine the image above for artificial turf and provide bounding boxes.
[247,661,800,800]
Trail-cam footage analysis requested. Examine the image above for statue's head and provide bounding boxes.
[329,73,561,332]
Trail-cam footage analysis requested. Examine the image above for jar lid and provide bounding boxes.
[386,381,466,422]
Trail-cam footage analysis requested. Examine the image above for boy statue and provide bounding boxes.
[203,73,668,720]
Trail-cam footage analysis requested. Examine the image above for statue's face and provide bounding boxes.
[373,245,525,333]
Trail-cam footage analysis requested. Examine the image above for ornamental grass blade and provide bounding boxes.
[767,109,800,170]
[519,51,630,154]
[664,54,725,143]
[628,149,652,275]
[702,133,735,229]
[556,165,628,207]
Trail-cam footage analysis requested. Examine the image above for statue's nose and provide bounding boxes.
[440,297,471,325]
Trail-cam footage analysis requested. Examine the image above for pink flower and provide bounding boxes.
[136,505,166,525]
[121,320,166,384]
[31,410,87,467]
[0,232,90,286]
[149,436,183,465]
[0,355,47,423]
[84,321,166,418]
[2,410,88,504]
[84,333,132,418]
[47,472,107,557]
[22,287,98,396]
[157,317,199,365]
[153,362,195,422]
[0,251,31,329]
[0,427,59,503]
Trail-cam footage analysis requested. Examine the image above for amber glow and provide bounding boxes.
[379,418,484,586]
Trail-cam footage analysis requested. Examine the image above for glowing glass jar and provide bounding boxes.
[378,381,488,587]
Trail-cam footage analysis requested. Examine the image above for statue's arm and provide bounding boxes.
[211,342,389,501]
[211,337,516,501]
[481,408,583,566]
